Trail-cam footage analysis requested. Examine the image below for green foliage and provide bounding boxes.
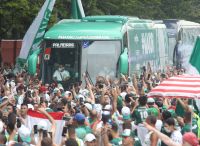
[0,0,200,39]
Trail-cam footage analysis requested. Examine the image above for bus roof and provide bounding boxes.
[44,16,139,40]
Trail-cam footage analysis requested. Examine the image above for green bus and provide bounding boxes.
[27,16,199,87]
[29,16,170,86]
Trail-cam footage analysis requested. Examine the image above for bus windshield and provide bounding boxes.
[81,40,121,82]
[42,40,121,88]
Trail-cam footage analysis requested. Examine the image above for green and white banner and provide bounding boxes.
[18,0,56,61]
[128,29,157,73]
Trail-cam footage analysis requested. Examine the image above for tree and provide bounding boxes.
[0,0,200,39]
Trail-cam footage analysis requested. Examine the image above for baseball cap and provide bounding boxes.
[84,133,96,142]
[148,107,159,117]
[121,129,131,137]
[121,106,131,120]
[183,132,199,146]
[58,86,64,91]
[147,98,155,103]
[84,103,92,111]
[64,91,72,97]
[37,120,48,130]
[74,113,85,122]
[39,86,46,92]
[18,125,31,143]
[53,88,59,94]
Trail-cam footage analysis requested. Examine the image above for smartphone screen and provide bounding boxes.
[62,126,68,137]
[16,118,21,128]
[43,130,48,138]
[34,125,38,134]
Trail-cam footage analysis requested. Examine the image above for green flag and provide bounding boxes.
[18,0,56,62]
[190,36,200,73]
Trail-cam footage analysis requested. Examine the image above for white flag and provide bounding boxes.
[27,110,65,145]
[18,0,56,61]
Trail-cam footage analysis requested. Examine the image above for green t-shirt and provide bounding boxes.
[175,99,194,117]
[132,106,148,125]
[75,126,92,140]
[181,123,191,134]
[192,118,198,136]
[134,137,142,146]
[175,101,185,117]
[117,96,123,109]
[111,137,122,146]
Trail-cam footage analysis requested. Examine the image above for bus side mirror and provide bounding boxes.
[28,49,40,75]
[119,48,128,75]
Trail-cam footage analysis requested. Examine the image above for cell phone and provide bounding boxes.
[16,118,21,128]
[128,77,131,82]
[62,126,68,137]
[34,125,38,134]
[43,130,48,138]
[79,97,84,103]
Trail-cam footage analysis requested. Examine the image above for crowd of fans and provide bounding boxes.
[0,63,199,146]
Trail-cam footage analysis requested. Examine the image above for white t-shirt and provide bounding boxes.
[40,93,50,102]
[53,70,70,82]
[18,95,24,105]
[171,130,183,144]
[155,119,163,131]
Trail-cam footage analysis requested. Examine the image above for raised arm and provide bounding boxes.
[144,122,181,146]
[37,108,56,142]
